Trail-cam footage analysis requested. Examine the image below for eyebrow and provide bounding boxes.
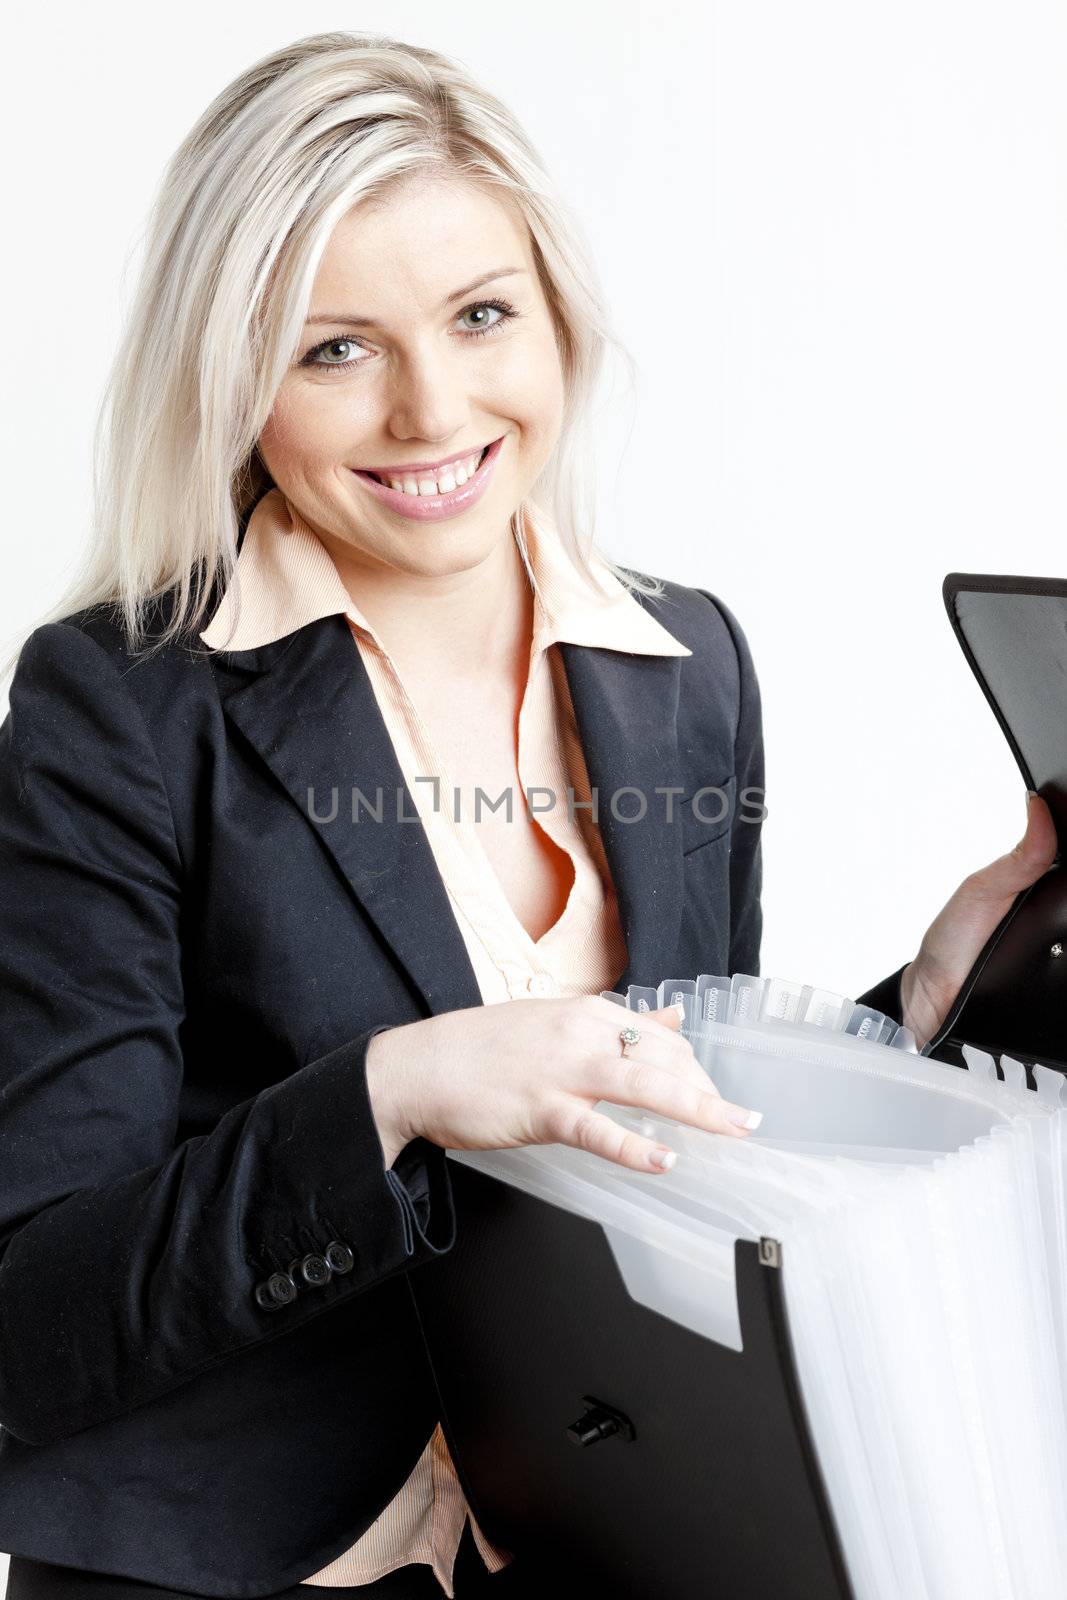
[305,267,527,327]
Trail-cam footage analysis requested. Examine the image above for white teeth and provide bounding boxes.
[383,450,483,497]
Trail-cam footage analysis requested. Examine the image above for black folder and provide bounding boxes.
[411,1164,852,1599]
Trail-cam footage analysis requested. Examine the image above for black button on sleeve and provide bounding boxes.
[266,1271,297,1306]
[253,1273,296,1311]
[299,1253,331,1287]
[324,1240,354,1274]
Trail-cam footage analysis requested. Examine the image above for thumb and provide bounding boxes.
[971,791,1058,902]
[906,792,1059,1047]
[648,1001,686,1031]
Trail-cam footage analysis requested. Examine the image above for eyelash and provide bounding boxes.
[300,297,520,373]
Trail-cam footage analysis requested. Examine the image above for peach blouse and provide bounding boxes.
[198,489,690,1594]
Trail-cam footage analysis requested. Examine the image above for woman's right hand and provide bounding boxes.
[365,994,763,1174]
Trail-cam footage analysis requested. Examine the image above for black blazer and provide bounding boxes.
[0,572,901,1596]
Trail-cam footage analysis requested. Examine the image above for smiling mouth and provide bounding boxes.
[362,444,492,493]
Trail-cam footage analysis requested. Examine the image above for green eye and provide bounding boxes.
[457,298,519,337]
[314,338,362,366]
[461,304,501,331]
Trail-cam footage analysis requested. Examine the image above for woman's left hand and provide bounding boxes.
[900,791,1059,1049]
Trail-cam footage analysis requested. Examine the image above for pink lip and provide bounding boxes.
[351,435,505,522]
[361,439,497,477]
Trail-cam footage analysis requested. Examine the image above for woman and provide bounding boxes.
[0,29,1056,1600]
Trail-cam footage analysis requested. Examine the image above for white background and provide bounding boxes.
[1,0,1066,1574]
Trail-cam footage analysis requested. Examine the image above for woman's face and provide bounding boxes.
[257,171,566,578]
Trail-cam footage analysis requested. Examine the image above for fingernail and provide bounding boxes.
[1026,789,1037,820]
[649,1147,677,1170]
[671,999,687,1022]
[727,1108,763,1131]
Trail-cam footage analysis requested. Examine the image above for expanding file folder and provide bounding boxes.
[410,571,1067,1600]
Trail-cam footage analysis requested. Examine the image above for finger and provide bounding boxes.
[618,1003,702,1053]
[913,793,1060,1006]
[603,1057,762,1138]
[645,1002,685,1031]
[965,792,1058,901]
[606,1006,707,1087]
[584,1000,712,1101]
[587,996,688,1038]
[1009,791,1059,872]
[554,1101,682,1174]
[643,1040,721,1094]
[638,1005,723,1093]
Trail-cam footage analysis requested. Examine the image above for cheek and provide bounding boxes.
[259,384,370,474]
[488,331,565,436]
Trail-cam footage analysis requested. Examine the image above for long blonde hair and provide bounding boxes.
[1,30,663,686]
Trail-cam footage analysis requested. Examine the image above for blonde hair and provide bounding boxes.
[1,29,664,686]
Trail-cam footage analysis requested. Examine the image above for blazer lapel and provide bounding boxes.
[557,642,686,994]
[209,615,685,1016]
[212,616,483,1018]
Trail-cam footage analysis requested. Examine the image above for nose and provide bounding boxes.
[384,341,471,449]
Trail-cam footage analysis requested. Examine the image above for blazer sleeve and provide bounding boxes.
[698,590,765,977]
[0,622,454,1448]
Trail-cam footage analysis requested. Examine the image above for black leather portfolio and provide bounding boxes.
[924,573,1067,1072]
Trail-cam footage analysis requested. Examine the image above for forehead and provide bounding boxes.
[311,174,532,313]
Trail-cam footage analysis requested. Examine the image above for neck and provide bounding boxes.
[315,516,536,686]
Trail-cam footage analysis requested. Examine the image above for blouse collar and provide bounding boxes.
[199,488,692,660]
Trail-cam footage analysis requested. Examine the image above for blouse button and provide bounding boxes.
[527,973,557,997]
